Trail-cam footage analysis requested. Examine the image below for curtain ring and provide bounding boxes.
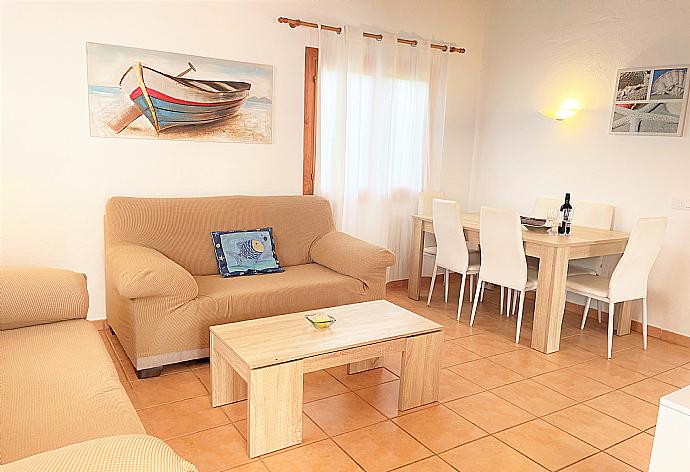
[411,40,418,47]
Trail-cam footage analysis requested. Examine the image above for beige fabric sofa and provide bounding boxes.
[0,267,196,471]
[105,195,396,378]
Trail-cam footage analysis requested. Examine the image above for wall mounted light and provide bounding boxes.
[540,99,581,121]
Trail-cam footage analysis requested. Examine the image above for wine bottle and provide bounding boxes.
[558,193,573,235]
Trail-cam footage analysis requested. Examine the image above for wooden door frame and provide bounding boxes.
[302,47,318,195]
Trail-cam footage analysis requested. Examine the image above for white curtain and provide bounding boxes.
[315,26,449,280]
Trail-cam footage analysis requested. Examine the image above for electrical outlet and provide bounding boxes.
[671,197,690,210]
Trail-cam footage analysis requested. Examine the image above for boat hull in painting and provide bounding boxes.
[120,63,251,131]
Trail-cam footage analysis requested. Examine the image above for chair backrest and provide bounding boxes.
[532,197,562,218]
[610,217,667,302]
[572,200,615,230]
[478,207,527,290]
[418,191,444,215]
[432,199,470,273]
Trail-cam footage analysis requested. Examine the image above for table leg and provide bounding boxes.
[398,331,442,410]
[348,357,381,374]
[210,338,247,407]
[248,361,303,458]
[615,300,633,336]
[532,246,570,353]
[408,218,425,300]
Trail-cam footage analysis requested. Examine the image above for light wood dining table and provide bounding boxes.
[408,213,632,354]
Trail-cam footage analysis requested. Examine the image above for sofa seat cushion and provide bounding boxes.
[0,320,144,464]
[0,435,197,472]
[195,263,368,323]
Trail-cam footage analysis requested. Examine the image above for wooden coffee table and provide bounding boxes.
[210,300,443,458]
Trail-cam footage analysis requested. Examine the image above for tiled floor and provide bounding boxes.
[98,280,690,472]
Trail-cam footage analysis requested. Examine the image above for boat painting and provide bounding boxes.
[87,43,272,144]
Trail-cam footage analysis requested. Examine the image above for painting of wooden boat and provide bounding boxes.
[87,42,272,144]
[118,62,251,132]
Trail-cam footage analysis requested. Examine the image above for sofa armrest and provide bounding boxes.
[310,231,396,286]
[0,434,198,472]
[106,245,198,301]
[0,267,89,330]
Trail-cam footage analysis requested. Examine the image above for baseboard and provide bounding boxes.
[388,277,690,347]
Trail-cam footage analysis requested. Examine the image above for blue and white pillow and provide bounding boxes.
[211,228,283,277]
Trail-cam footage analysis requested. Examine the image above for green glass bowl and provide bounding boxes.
[305,313,336,329]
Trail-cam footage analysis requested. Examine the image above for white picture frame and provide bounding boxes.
[609,65,689,137]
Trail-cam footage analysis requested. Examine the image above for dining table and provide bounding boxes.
[408,213,632,354]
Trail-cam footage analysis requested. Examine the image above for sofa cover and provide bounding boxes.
[104,195,396,375]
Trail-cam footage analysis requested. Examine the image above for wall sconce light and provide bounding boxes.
[540,99,581,121]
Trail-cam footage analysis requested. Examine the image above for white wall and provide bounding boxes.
[0,0,485,319]
[469,0,690,336]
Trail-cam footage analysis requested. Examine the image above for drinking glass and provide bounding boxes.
[546,208,559,235]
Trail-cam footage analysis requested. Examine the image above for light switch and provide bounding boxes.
[671,197,690,210]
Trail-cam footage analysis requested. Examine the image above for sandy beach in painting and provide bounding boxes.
[87,43,273,144]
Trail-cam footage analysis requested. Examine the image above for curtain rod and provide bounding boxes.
[278,17,466,54]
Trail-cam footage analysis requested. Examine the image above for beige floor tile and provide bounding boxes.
[536,345,599,368]
[234,414,326,446]
[567,358,646,389]
[489,350,561,377]
[303,370,349,403]
[222,461,269,472]
[440,321,478,340]
[453,333,520,357]
[531,368,613,402]
[646,339,690,365]
[653,366,690,388]
[542,404,638,449]
[449,358,524,389]
[647,426,656,435]
[130,371,207,408]
[621,378,678,406]
[496,419,597,471]
[606,433,654,471]
[440,340,481,367]
[138,395,229,440]
[262,439,361,472]
[355,380,402,418]
[334,421,432,472]
[194,365,212,393]
[561,330,642,356]
[393,405,487,453]
[491,379,576,416]
[611,347,677,377]
[167,424,250,472]
[440,436,548,472]
[326,365,397,390]
[438,368,484,402]
[585,390,658,430]
[560,453,639,472]
[445,391,534,433]
[303,392,386,436]
[392,456,456,472]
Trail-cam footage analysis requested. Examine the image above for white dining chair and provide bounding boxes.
[565,217,667,358]
[419,191,447,298]
[427,199,480,321]
[470,207,538,342]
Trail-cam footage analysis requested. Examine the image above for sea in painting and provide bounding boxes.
[87,43,272,144]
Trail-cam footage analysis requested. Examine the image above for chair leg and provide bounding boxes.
[427,264,438,306]
[512,290,518,315]
[444,269,449,303]
[469,275,474,303]
[469,277,482,326]
[581,297,592,330]
[597,299,602,323]
[480,281,485,302]
[642,297,648,350]
[506,289,512,318]
[457,273,468,321]
[515,290,526,343]
[607,301,615,359]
[500,286,504,315]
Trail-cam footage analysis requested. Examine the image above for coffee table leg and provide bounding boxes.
[248,360,304,458]
[398,331,443,411]
[348,357,381,374]
[211,339,247,407]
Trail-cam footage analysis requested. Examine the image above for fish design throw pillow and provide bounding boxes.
[211,228,283,277]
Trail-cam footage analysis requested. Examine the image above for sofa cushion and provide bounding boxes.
[106,195,335,276]
[195,263,368,323]
[0,268,88,330]
[0,320,144,464]
[0,435,197,472]
[212,228,283,277]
